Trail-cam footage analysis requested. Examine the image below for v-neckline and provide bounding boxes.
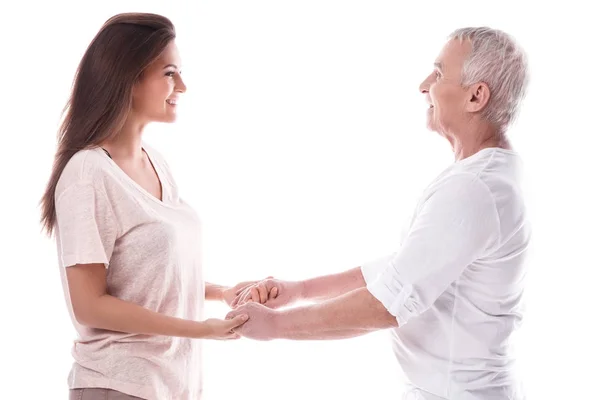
[96,145,166,206]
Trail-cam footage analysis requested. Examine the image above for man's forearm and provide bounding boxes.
[300,267,366,302]
[273,328,372,340]
[205,282,226,302]
[274,287,398,340]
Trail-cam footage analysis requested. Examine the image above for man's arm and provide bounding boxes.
[229,174,502,341]
[300,266,367,301]
[227,287,397,341]
[276,287,398,339]
[233,267,367,308]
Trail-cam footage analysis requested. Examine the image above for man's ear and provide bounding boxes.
[466,82,491,113]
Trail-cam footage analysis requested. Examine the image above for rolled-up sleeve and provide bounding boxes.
[365,174,501,326]
[361,253,396,285]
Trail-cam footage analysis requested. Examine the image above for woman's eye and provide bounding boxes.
[166,71,175,77]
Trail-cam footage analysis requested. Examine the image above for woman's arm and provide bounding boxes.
[67,263,247,339]
[205,283,227,302]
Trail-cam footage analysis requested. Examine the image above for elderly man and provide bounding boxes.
[227,27,530,400]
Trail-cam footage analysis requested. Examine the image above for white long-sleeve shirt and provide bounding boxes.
[362,147,530,400]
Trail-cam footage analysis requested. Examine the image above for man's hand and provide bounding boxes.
[225,302,279,341]
[222,277,273,308]
[232,278,303,309]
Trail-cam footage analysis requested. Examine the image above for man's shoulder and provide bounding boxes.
[427,171,489,198]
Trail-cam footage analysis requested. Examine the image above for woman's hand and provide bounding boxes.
[199,315,248,340]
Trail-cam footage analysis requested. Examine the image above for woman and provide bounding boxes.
[40,13,256,400]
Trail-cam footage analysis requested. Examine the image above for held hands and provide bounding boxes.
[221,277,303,341]
[225,302,279,341]
[206,277,290,340]
[232,278,304,309]
[222,278,274,308]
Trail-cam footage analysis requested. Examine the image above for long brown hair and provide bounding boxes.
[40,13,176,236]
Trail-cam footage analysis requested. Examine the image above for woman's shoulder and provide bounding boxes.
[55,147,111,198]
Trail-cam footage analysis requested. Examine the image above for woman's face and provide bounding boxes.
[132,40,187,124]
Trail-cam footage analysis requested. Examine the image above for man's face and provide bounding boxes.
[419,39,472,135]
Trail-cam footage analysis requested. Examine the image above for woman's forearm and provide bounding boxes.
[75,294,209,338]
[205,282,226,302]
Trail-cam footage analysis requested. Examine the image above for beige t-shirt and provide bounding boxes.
[54,144,205,400]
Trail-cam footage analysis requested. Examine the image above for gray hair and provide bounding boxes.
[449,27,529,130]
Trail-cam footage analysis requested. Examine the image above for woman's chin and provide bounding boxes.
[156,113,178,124]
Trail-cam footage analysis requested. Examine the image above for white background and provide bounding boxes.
[1,1,598,399]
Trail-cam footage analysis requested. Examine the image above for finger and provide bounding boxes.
[225,314,248,330]
[250,287,260,303]
[265,295,284,309]
[243,286,258,303]
[270,287,278,299]
[235,285,251,296]
[235,282,256,296]
[235,288,252,306]
[223,330,241,340]
[231,293,244,308]
[234,286,246,296]
[265,299,280,309]
[257,285,268,304]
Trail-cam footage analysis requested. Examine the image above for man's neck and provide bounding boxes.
[451,122,509,161]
